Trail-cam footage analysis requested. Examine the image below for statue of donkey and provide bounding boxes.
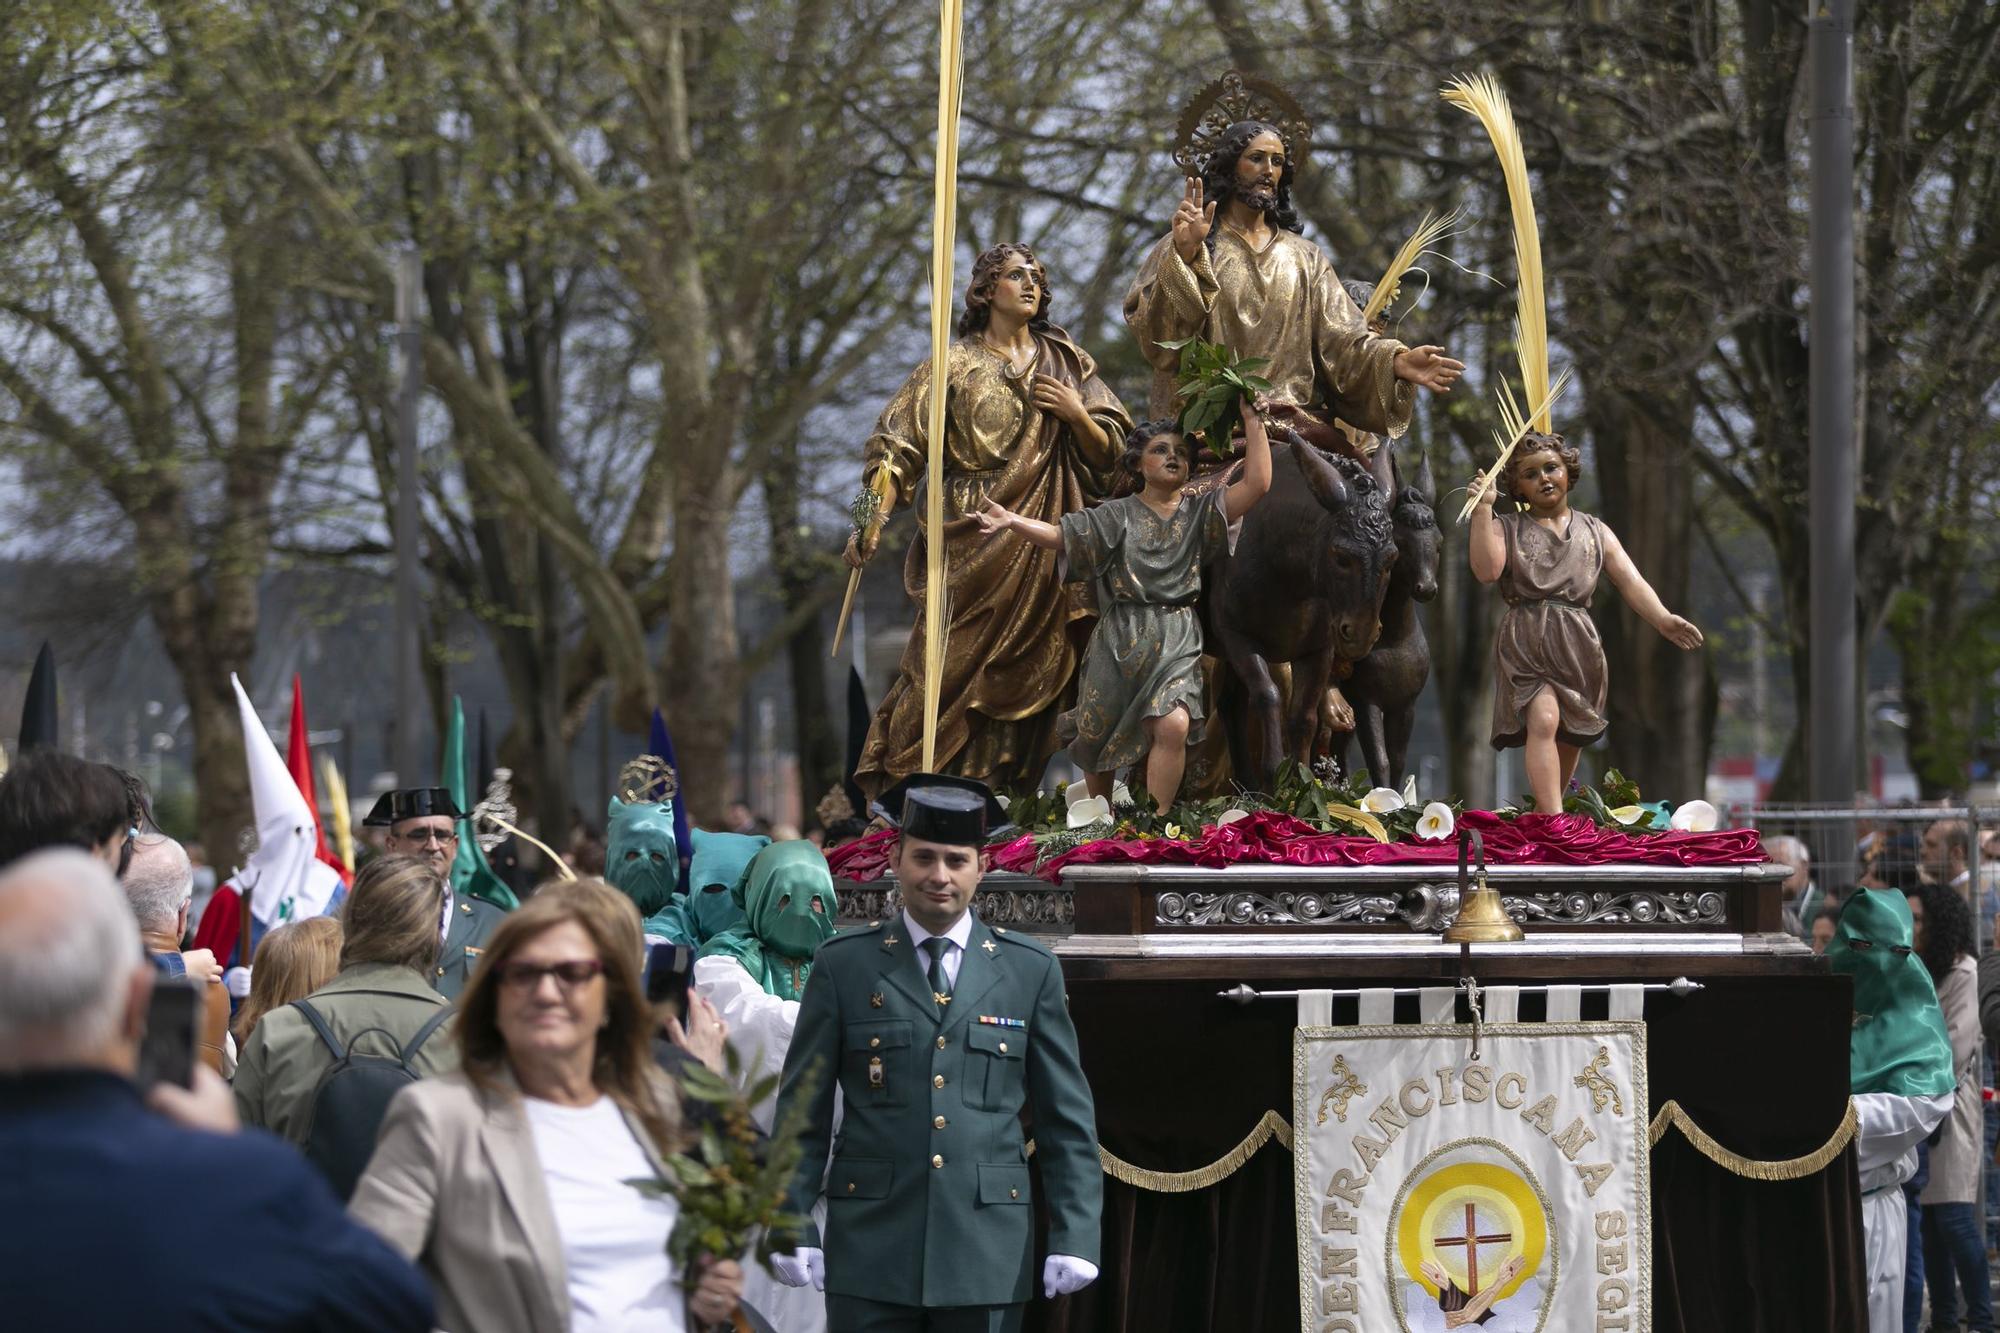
[1339,446,1441,789]
[1201,433,1398,783]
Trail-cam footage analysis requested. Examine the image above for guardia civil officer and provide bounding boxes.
[771,774,1102,1332]
[362,788,506,1000]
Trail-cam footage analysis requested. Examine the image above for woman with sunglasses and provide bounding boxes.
[351,880,743,1333]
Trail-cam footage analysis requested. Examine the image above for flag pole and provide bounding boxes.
[920,0,965,772]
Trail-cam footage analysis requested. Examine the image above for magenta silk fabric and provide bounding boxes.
[826,811,1765,886]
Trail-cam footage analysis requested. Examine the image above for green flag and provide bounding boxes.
[442,696,519,911]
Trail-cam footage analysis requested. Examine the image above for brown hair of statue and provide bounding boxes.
[956,243,1053,336]
[1507,432,1583,504]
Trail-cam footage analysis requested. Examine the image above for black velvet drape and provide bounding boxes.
[1030,970,1865,1333]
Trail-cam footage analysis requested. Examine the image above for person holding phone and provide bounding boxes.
[0,848,432,1332]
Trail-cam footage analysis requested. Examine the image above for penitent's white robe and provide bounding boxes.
[1854,1089,1954,1332]
[694,955,833,1333]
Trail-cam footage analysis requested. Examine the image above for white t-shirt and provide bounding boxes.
[523,1095,684,1333]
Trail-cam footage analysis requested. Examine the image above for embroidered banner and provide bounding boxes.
[1294,1015,1650,1333]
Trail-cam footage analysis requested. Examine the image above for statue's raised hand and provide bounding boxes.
[1172,176,1216,263]
[1393,345,1467,393]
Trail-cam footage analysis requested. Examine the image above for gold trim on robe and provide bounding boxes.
[1123,229,1415,440]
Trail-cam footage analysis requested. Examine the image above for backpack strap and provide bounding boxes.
[400,1005,455,1065]
[289,999,346,1062]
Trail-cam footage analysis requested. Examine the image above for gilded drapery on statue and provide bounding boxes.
[853,329,1129,796]
[1124,229,1415,437]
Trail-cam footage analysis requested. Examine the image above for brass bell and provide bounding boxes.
[1442,827,1522,943]
[1443,873,1524,944]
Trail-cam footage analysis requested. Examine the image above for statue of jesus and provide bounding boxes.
[1124,72,1463,454]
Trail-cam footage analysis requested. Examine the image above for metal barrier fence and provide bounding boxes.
[1724,802,2000,1283]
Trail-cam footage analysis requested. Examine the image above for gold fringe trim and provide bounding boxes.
[1070,1099,1855,1196]
[1648,1098,1857,1181]
[1096,1111,1295,1193]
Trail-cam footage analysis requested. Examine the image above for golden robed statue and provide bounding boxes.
[848,243,1131,798]
[1124,72,1464,454]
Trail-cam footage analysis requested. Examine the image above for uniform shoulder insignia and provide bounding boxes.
[992,928,1053,956]
[825,920,886,946]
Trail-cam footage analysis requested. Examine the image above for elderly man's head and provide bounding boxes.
[1921,819,1970,887]
[122,834,194,940]
[1764,834,1812,900]
[0,850,149,1074]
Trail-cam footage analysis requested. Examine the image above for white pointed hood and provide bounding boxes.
[230,673,341,925]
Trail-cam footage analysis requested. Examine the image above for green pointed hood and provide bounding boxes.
[1826,888,1954,1098]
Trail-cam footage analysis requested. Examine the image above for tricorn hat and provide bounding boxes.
[364,787,465,827]
[871,773,1013,847]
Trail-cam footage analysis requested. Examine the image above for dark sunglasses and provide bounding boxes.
[497,959,606,992]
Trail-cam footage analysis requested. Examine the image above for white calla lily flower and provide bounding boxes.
[1217,808,1251,826]
[1113,781,1133,807]
[1669,799,1718,833]
[994,794,1011,811]
[1401,774,1419,806]
[1608,804,1648,826]
[1361,787,1405,814]
[1067,795,1113,828]
[1415,802,1455,841]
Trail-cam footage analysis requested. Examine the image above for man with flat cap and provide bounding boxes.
[364,788,506,1000]
[771,774,1103,1332]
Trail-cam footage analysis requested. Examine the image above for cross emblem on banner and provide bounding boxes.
[1434,1203,1513,1296]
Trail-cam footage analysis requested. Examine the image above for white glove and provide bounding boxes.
[223,966,252,999]
[1043,1254,1099,1298]
[772,1247,825,1291]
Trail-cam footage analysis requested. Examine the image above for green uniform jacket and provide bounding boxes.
[434,894,507,1001]
[776,913,1102,1308]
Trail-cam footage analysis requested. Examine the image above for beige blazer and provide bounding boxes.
[348,1068,674,1333]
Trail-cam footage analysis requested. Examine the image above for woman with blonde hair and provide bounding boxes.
[233,855,456,1175]
[232,915,343,1044]
[351,879,743,1333]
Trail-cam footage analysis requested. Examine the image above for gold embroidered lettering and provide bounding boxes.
[1435,1067,1460,1106]
[1325,1169,1369,1206]
[1520,1093,1557,1135]
[1495,1071,1527,1110]
[1352,1133,1391,1172]
[1461,1065,1493,1103]
[1573,1161,1614,1197]
[1399,1077,1434,1118]
[1320,1204,1358,1234]
[1553,1117,1599,1161]
[1366,1097,1408,1140]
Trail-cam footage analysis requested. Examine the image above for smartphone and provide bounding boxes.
[644,941,696,1017]
[136,976,202,1090]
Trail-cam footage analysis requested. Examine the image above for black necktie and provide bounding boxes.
[923,936,953,1007]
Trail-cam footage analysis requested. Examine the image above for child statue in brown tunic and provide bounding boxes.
[975,411,1273,810]
[1469,433,1703,813]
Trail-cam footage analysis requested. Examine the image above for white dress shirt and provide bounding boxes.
[901,909,972,988]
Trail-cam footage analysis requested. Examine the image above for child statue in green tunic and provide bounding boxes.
[976,408,1273,809]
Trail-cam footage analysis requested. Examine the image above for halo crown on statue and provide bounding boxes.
[1174,69,1313,174]
[618,753,680,806]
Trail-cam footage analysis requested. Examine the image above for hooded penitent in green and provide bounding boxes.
[685,828,770,943]
[606,796,692,944]
[698,841,837,1002]
[1825,888,1954,1099]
